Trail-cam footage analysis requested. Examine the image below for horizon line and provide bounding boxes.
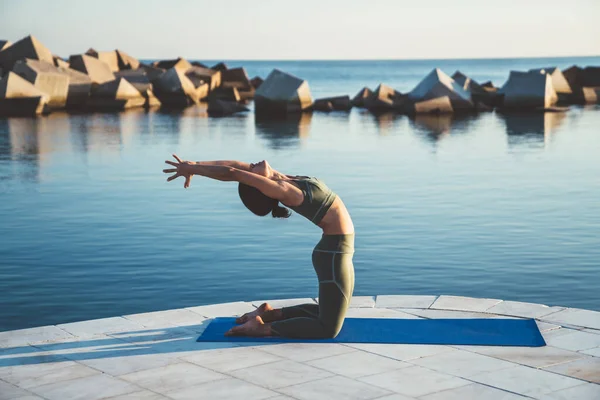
[136,54,600,62]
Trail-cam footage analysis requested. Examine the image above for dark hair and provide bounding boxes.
[238,183,291,219]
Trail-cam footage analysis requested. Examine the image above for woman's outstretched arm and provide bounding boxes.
[163,154,302,204]
[193,160,252,171]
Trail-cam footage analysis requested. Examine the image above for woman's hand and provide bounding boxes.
[163,154,194,188]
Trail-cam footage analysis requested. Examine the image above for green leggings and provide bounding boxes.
[271,234,355,339]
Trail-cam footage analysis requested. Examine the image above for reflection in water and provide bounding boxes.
[409,113,476,145]
[0,110,151,183]
[502,112,567,148]
[371,111,400,136]
[254,112,312,149]
[0,115,71,182]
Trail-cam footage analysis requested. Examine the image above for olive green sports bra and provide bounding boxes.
[287,177,337,225]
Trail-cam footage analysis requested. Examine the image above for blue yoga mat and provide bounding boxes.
[197,317,546,346]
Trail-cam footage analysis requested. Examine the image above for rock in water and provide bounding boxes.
[250,76,264,89]
[207,98,249,116]
[499,70,558,110]
[581,66,600,87]
[13,59,70,109]
[408,68,474,112]
[529,67,573,104]
[114,70,161,107]
[411,96,454,114]
[254,69,312,117]
[58,66,93,109]
[88,77,146,110]
[0,35,54,74]
[114,70,152,93]
[209,86,240,102]
[139,63,165,81]
[186,66,221,91]
[116,50,140,70]
[152,67,200,107]
[452,71,500,108]
[53,55,69,69]
[152,58,192,73]
[312,99,334,112]
[0,71,49,116]
[85,49,120,72]
[364,84,401,111]
[211,62,228,71]
[68,54,115,84]
[0,40,11,52]
[221,67,254,100]
[351,87,373,108]
[313,95,352,111]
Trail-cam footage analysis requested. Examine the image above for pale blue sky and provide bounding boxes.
[1,0,598,60]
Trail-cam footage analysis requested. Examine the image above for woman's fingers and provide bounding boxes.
[167,173,180,182]
[163,169,177,173]
[184,174,192,188]
[224,325,243,336]
[172,154,183,163]
[165,160,178,167]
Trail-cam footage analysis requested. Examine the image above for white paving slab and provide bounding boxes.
[166,377,278,400]
[8,395,45,400]
[537,321,561,332]
[485,301,564,319]
[279,375,392,400]
[228,359,333,389]
[0,380,37,400]
[306,350,411,378]
[120,362,227,394]
[57,317,147,339]
[470,365,585,397]
[410,349,516,378]
[103,391,169,400]
[123,308,208,331]
[347,343,455,362]
[181,346,283,372]
[545,329,600,352]
[538,383,600,400]
[0,326,75,348]
[256,342,355,362]
[541,308,600,330]
[367,394,416,400]
[186,301,256,318]
[396,308,508,319]
[581,347,600,357]
[375,295,438,309]
[345,308,421,319]
[0,360,100,389]
[27,373,139,400]
[430,296,502,312]
[359,365,470,398]
[263,396,297,400]
[543,356,600,383]
[77,351,178,376]
[349,296,376,308]
[457,344,586,368]
[419,382,528,400]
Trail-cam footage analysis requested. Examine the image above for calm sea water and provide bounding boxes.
[1,57,600,332]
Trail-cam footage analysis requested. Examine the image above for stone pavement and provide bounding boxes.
[1,295,599,399]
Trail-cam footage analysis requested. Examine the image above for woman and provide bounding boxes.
[163,154,354,338]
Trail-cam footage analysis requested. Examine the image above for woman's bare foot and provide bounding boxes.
[236,303,273,324]
[225,316,272,337]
